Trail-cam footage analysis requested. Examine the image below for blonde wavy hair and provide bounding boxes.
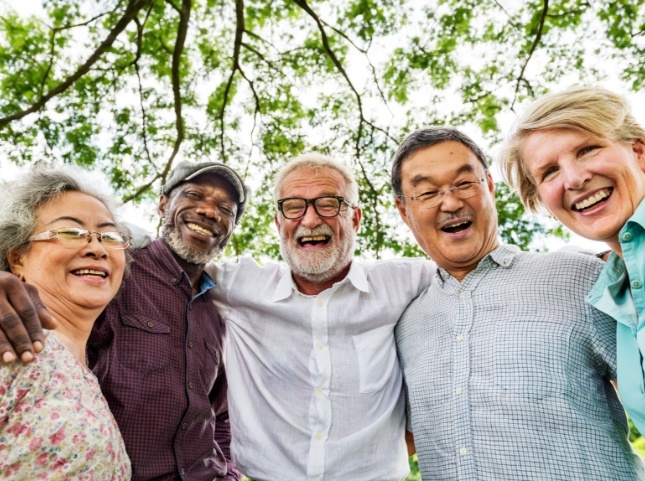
[499,86,645,212]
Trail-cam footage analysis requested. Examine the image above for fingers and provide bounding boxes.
[0,274,51,363]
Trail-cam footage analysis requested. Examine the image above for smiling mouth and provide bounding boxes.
[298,235,330,247]
[186,222,214,237]
[442,221,471,233]
[573,188,612,212]
[71,269,107,278]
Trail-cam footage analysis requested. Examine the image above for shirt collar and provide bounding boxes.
[623,197,645,233]
[436,243,519,283]
[272,261,368,302]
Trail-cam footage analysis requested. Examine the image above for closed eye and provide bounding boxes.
[537,165,559,183]
[415,190,439,201]
[184,191,202,200]
[578,145,600,157]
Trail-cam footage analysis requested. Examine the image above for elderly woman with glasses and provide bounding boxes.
[0,166,131,479]
[500,85,645,436]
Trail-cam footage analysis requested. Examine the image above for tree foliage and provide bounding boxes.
[0,0,643,258]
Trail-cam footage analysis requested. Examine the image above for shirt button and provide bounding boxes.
[632,280,643,289]
[456,334,464,342]
[459,447,468,456]
[455,387,463,395]
[188,382,194,389]
[180,468,186,475]
[171,277,178,284]
[622,232,633,242]
[317,300,324,307]
[189,304,193,311]
[181,422,187,430]
[188,341,194,349]
[458,291,466,299]
[217,470,226,478]
[147,321,154,328]
[316,343,325,350]
[315,433,323,441]
[316,387,323,394]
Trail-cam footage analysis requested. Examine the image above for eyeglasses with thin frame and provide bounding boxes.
[397,177,487,208]
[277,195,355,220]
[29,227,131,250]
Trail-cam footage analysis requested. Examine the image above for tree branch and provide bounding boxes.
[511,0,549,110]
[218,0,245,162]
[293,0,366,157]
[0,0,153,129]
[162,0,191,178]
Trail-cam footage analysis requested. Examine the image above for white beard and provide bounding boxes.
[162,222,223,265]
[279,219,355,284]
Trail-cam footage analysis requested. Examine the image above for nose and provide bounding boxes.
[299,202,322,228]
[196,203,221,221]
[437,189,465,212]
[561,159,591,190]
[83,234,108,258]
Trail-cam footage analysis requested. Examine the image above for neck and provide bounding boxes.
[169,251,205,295]
[445,241,500,283]
[45,307,95,368]
[292,262,352,296]
[606,239,623,258]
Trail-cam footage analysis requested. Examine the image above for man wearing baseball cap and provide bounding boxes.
[88,161,248,480]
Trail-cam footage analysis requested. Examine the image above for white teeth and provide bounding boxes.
[574,189,611,211]
[301,235,328,242]
[73,269,106,278]
[446,221,468,229]
[187,223,213,236]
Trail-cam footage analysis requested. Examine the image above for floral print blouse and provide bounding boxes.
[0,331,131,480]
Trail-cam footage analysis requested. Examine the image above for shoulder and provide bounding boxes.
[510,250,604,289]
[359,257,435,276]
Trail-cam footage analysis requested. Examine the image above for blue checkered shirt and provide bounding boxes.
[396,245,645,480]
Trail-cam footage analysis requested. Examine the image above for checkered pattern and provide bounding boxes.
[396,245,645,480]
[87,239,240,481]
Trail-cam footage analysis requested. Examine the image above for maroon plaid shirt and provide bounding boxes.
[88,239,240,481]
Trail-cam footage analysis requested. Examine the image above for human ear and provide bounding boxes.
[157,195,169,218]
[7,251,25,281]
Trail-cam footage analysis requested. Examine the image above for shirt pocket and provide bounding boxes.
[200,339,221,393]
[117,314,171,373]
[494,320,572,400]
[353,323,397,394]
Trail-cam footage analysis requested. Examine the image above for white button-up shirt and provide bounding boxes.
[208,256,434,481]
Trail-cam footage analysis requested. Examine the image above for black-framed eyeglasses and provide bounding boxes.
[397,177,486,208]
[29,227,131,250]
[277,195,355,220]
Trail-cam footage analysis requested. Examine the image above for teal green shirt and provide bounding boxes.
[588,198,645,435]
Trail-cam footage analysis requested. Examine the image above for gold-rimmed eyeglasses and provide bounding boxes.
[29,227,131,250]
[397,177,486,208]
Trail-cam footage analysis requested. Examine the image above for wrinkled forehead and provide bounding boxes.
[402,143,486,187]
[279,167,348,197]
[174,172,239,202]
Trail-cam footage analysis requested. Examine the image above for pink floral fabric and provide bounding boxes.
[0,331,131,480]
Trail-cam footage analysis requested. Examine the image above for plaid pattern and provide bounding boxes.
[396,245,645,481]
[88,239,239,481]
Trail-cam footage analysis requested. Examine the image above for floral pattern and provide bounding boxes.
[0,332,131,480]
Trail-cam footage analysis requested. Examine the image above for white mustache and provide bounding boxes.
[294,225,334,240]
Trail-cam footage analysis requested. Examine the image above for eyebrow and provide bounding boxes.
[409,163,477,188]
[45,216,117,229]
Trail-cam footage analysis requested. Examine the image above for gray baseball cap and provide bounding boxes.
[161,161,250,224]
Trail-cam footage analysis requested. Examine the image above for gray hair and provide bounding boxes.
[391,127,489,197]
[0,165,126,272]
[273,152,359,204]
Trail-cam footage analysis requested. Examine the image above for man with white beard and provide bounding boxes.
[0,153,434,481]
[206,153,434,481]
